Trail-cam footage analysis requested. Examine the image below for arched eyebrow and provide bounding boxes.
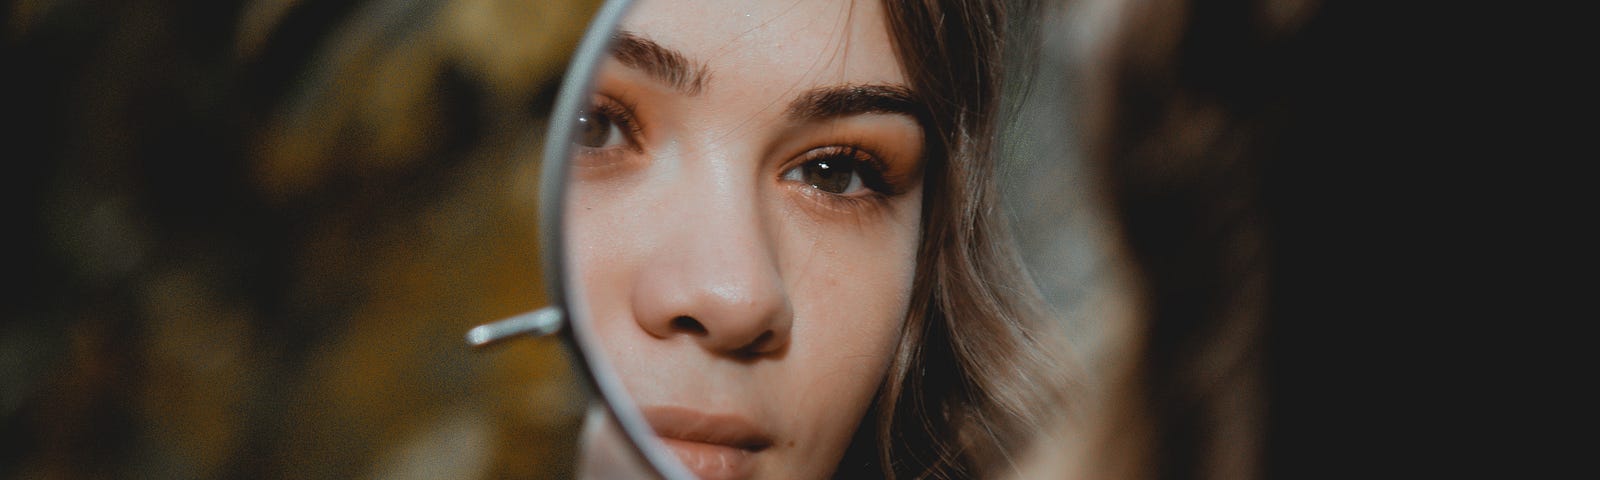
[609,31,711,95]
[784,84,924,123]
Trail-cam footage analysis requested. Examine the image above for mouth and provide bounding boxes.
[642,406,773,480]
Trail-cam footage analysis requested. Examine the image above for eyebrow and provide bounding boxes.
[607,32,923,125]
[784,84,925,123]
[609,31,711,95]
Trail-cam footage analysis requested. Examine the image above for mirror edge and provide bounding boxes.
[539,1,696,478]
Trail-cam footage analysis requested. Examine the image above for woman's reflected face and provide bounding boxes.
[567,0,925,477]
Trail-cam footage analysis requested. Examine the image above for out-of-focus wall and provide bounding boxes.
[997,4,1130,377]
[2,0,599,478]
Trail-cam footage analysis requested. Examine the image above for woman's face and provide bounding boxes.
[565,0,926,478]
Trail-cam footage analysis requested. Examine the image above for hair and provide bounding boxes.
[1081,0,1278,475]
[833,0,1069,478]
[1078,0,1376,479]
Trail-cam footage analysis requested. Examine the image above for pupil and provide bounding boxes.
[805,158,854,193]
[576,109,612,147]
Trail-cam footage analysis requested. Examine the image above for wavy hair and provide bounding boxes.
[835,1,1070,478]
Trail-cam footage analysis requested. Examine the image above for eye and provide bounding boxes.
[783,157,862,194]
[781,147,886,195]
[574,106,626,149]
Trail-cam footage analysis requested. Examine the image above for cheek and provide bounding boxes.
[784,194,922,359]
[566,179,651,358]
[772,192,923,473]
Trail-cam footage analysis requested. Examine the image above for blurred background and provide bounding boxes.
[1,0,1133,477]
[3,0,601,477]
[996,1,1123,378]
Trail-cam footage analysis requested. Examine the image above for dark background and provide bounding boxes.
[3,0,599,477]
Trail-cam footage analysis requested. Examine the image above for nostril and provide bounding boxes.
[745,331,774,353]
[729,331,780,359]
[670,315,707,335]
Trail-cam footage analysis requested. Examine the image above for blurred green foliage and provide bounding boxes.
[3,0,599,478]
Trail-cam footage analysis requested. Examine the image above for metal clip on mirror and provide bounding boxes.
[466,307,565,348]
[461,0,679,478]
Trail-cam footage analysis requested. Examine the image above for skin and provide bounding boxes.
[565,0,926,478]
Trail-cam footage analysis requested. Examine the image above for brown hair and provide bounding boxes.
[1082,0,1335,478]
[1083,0,1538,474]
[842,0,1069,478]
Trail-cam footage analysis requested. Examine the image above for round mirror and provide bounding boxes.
[565,0,935,477]
[471,0,1452,476]
[539,0,1098,478]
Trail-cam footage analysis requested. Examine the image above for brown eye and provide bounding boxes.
[575,107,622,148]
[783,155,865,194]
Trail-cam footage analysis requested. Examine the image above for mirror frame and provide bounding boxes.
[539,0,696,478]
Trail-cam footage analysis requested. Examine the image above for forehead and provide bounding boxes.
[619,0,908,92]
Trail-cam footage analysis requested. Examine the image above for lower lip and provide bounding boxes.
[659,437,756,480]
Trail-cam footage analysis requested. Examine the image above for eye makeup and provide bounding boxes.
[778,141,922,218]
[789,145,900,195]
[579,58,926,220]
[571,93,647,176]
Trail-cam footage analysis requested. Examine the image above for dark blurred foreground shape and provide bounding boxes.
[1021,0,1557,478]
[3,0,600,478]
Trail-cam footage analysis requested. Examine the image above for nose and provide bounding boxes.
[629,173,793,358]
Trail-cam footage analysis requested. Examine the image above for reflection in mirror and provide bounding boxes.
[558,0,1075,478]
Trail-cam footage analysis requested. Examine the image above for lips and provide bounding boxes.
[643,406,773,480]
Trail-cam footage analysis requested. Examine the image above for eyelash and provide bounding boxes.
[580,93,912,214]
[785,145,908,212]
[580,94,645,154]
